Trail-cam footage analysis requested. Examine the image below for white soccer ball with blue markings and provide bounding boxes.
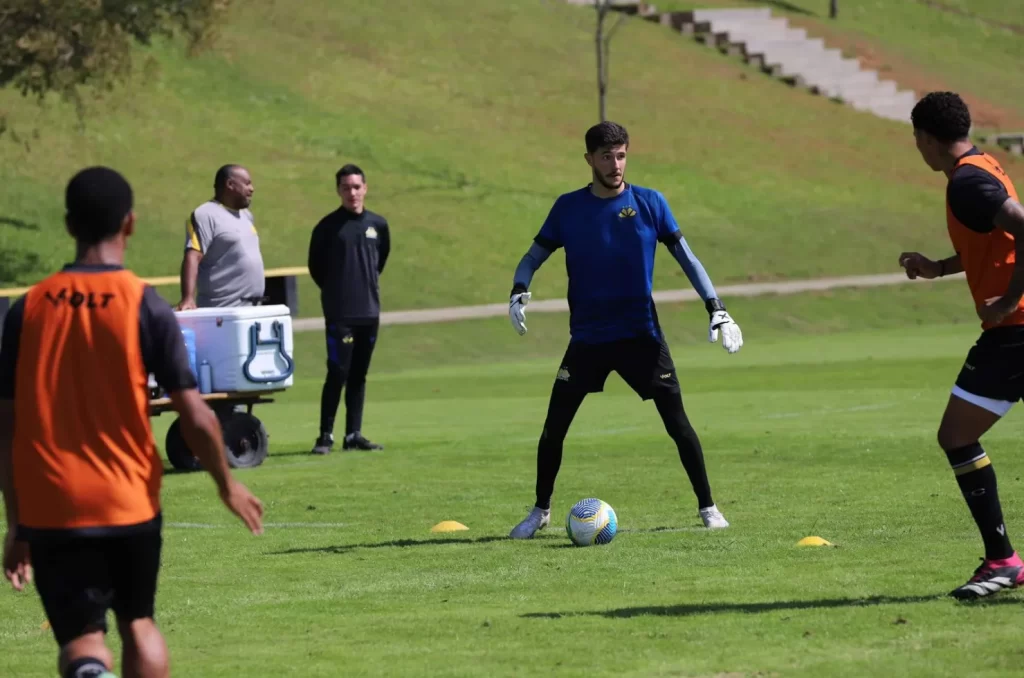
[565,498,617,547]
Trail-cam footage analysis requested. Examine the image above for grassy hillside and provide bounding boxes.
[659,0,1024,129]
[0,0,1021,313]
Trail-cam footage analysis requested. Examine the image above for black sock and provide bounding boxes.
[535,427,563,511]
[655,392,714,508]
[534,385,587,511]
[319,365,346,436]
[947,443,1014,561]
[64,657,109,678]
[344,377,366,436]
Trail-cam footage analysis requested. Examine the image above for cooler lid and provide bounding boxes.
[174,304,292,320]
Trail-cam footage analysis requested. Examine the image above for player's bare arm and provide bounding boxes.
[509,241,553,336]
[176,248,202,310]
[979,198,1024,324]
[171,389,264,535]
[899,251,963,279]
[0,399,31,592]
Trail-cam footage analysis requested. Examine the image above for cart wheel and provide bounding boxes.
[165,419,203,472]
[222,412,269,469]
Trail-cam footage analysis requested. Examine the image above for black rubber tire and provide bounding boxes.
[165,418,203,472]
[222,412,269,469]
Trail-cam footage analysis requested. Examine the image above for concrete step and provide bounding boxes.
[866,101,914,119]
[873,109,912,123]
[819,78,898,100]
[744,39,829,61]
[720,27,809,46]
[690,8,773,22]
[712,15,792,32]
[750,52,855,77]
[798,68,879,89]
[704,19,793,35]
[766,51,857,71]
[773,49,850,75]
[722,36,821,59]
[849,91,917,112]
[703,16,792,31]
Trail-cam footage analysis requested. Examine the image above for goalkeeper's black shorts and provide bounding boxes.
[552,335,680,401]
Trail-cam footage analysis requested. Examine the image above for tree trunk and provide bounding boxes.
[830,0,838,19]
[596,4,607,121]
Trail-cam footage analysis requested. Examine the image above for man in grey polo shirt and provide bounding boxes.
[176,165,265,310]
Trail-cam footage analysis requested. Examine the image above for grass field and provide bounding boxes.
[3,284,1024,677]
[2,0,1022,312]
[3,0,1024,674]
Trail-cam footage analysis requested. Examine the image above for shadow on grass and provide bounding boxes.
[269,534,553,555]
[522,594,949,619]
[0,216,38,230]
[270,523,724,556]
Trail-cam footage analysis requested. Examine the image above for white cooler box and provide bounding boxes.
[175,305,295,393]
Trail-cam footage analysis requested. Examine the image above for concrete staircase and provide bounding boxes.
[565,1,917,124]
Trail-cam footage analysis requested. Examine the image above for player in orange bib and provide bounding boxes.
[900,92,1024,600]
[0,167,265,678]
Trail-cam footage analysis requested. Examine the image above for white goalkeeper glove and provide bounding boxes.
[707,301,743,354]
[509,291,531,336]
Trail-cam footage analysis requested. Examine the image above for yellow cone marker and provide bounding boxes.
[797,536,833,547]
[431,520,469,533]
[41,620,50,630]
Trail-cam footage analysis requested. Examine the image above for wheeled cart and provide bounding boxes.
[153,303,296,471]
[150,389,286,471]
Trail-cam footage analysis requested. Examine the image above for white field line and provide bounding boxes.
[294,273,959,332]
[761,402,902,420]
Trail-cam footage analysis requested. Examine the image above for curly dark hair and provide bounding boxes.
[585,121,629,153]
[66,167,133,246]
[911,92,971,143]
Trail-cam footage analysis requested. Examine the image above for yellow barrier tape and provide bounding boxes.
[0,266,309,298]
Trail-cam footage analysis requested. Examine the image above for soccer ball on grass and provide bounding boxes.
[565,498,617,547]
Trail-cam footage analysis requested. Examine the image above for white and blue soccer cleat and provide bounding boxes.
[509,506,551,539]
[699,504,730,529]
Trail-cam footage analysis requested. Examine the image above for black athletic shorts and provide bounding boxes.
[953,326,1024,412]
[554,335,680,400]
[29,524,163,647]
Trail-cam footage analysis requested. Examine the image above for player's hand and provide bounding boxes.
[175,297,197,311]
[898,252,941,280]
[978,295,1019,325]
[709,310,743,354]
[509,292,531,336]
[220,480,264,535]
[3,530,32,592]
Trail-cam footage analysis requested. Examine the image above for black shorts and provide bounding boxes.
[953,326,1024,412]
[29,527,163,647]
[554,336,680,400]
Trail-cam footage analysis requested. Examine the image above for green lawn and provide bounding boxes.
[3,0,1020,310]
[3,284,1023,677]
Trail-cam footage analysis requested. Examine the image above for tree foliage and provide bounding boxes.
[0,0,231,104]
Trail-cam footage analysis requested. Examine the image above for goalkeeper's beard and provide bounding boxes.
[592,168,624,191]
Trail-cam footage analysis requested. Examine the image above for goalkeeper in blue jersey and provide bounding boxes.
[507,121,744,539]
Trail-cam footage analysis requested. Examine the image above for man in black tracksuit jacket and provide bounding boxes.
[308,164,391,454]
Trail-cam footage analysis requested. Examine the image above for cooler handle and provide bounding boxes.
[243,320,295,383]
